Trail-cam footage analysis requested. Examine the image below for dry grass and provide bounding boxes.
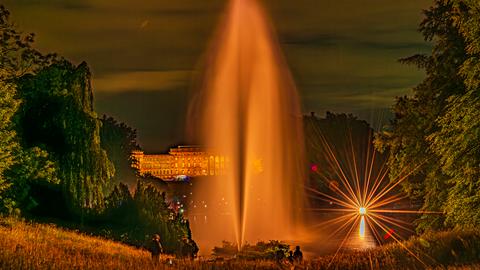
[305,229,480,270]
[0,217,155,269]
[0,218,279,270]
[1,217,480,270]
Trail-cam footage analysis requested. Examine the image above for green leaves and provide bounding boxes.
[380,0,480,230]
[14,61,114,217]
[0,81,20,213]
[100,115,140,189]
[0,5,59,80]
[425,1,480,228]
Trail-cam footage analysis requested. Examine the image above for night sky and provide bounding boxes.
[3,0,432,151]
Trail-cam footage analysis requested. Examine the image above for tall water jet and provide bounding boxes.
[187,0,305,250]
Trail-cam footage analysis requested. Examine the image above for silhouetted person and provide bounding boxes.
[149,234,163,264]
[293,246,303,263]
[190,237,199,259]
[181,236,199,260]
[287,250,294,264]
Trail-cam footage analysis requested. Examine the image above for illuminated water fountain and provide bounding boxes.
[187,0,305,250]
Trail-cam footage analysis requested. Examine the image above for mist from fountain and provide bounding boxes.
[187,0,306,250]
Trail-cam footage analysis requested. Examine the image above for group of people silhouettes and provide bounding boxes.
[289,246,304,264]
[149,234,303,264]
[276,246,303,264]
[148,234,199,264]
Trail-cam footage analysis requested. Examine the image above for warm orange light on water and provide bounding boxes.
[307,125,441,266]
[359,216,366,238]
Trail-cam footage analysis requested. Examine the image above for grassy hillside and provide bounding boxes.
[0,218,156,269]
[313,229,480,270]
[1,217,479,270]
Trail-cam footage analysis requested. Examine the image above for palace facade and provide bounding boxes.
[131,146,226,181]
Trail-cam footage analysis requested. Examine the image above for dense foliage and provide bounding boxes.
[0,81,20,213]
[101,182,193,254]
[304,112,387,196]
[16,61,114,218]
[0,4,195,253]
[100,115,139,188]
[212,240,290,260]
[0,6,60,214]
[377,0,480,230]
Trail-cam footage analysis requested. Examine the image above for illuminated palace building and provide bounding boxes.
[132,146,226,181]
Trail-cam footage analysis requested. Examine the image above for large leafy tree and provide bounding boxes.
[427,0,480,228]
[16,61,114,218]
[376,0,468,231]
[1,5,60,215]
[377,0,480,230]
[100,115,140,188]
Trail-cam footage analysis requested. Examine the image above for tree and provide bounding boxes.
[1,5,61,215]
[133,181,191,253]
[427,0,480,228]
[103,183,136,227]
[375,0,469,231]
[101,181,194,253]
[5,147,60,213]
[0,81,20,213]
[100,116,140,188]
[0,5,58,80]
[305,112,387,196]
[16,61,114,219]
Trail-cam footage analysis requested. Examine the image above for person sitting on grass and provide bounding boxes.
[149,234,163,264]
[287,250,294,264]
[293,246,303,263]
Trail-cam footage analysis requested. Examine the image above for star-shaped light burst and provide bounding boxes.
[305,120,442,266]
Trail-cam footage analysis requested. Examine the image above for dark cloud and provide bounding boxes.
[10,0,93,10]
[95,89,189,151]
[3,0,432,150]
[282,32,431,52]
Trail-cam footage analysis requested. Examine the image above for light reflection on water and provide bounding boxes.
[359,216,366,239]
[346,216,376,251]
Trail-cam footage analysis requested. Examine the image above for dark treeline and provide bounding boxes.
[376,0,480,231]
[304,112,387,195]
[0,5,194,254]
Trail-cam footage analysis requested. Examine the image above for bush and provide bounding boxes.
[213,240,290,260]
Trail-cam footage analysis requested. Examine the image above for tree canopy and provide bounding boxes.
[377,0,480,230]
